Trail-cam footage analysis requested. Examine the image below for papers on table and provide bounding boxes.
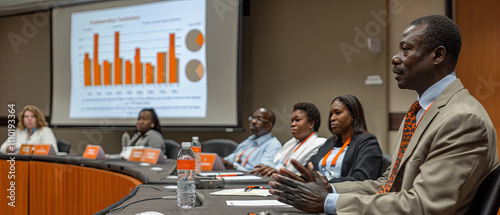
[134,212,165,215]
[226,200,291,207]
[210,188,271,197]
[198,172,245,177]
[198,172,262,180]
[221,175,262,180]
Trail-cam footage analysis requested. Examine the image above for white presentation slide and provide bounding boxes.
[69,0,207,119]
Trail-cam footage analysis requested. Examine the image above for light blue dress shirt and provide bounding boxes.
[318,146,348,180]
[224,133,281,171]
[323,72,457,215]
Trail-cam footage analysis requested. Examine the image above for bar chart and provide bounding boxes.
[69,0,208,119]
[83,32,179,86]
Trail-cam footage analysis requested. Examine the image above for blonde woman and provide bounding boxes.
[1,105,57,153]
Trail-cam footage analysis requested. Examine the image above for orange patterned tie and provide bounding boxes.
[378,101,421,193]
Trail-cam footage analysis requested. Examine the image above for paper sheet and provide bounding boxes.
[221,175,262,180]
[199,172,244,177]
[226,200,291,207]
[210,188,271,196]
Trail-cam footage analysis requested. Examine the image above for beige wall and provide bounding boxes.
[250,0,388,149]
[0,0,446,155]
[0,12,51,115]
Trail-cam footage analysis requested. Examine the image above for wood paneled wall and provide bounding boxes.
[455,0,500,158]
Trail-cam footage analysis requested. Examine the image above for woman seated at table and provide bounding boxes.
[1,105,58,153]
[250,102,326,176]
[127,108,165,153]
[286,95,383,183]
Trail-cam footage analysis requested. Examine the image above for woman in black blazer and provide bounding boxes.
[307,95,383,183]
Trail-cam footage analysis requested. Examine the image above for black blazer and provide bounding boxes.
[307,133,383,183]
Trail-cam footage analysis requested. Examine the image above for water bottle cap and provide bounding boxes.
[181,142,191,147]
[192,136,199,141]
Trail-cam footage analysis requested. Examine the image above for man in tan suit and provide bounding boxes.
[268,15,499,214]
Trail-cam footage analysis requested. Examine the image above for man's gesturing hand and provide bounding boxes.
[268,162,331,213]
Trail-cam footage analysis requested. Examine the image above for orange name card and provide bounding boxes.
[201,153,217,171]
[139,148,166,164]
[33,144,56,155]
[128,149,145,162]
[83,145,106,159]
[19,144,33,155]
[201,152,226,171]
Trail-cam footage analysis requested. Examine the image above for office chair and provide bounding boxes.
[56,138,71,154]
[467,166,500,215]
[379,154,392,177]
[164,139,181,159]
[201,138,238,157]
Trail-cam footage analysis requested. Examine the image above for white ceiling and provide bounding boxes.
[0,0,102,17]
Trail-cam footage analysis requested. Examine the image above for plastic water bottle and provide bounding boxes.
[191,136,202,174]
[121,132,130,148]
[177,142,196,208]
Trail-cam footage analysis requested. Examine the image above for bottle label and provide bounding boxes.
[177,160,195,170]
[191,146,201,153]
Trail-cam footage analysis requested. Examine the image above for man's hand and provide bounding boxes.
[248,165,279,176]
[279,159,333,192]
[220,158,235,170]
[268,163,330,213]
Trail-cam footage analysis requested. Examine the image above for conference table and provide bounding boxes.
[0,154,320,215]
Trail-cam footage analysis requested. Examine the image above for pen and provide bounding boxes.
[245,186,267,192]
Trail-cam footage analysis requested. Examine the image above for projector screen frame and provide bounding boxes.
[49,0,244,132]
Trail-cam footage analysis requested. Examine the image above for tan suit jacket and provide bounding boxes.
[334,79,499,215]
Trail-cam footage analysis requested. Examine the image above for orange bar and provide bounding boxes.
[103,61,111,85]
[135,48,142,84]
[146,63,154,84]
[114,32,122,85]
[94,34,101,86]
[157,53,165,83]
[84,53,91,86]
[169,33,177,83]
[115,58,122,85]
[125,60,132,84]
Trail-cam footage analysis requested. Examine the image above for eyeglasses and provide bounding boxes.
[248,116,270,123]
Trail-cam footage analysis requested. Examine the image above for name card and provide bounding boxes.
[19,144,33,155]
[83,145,106,159]
[201,152,225,171]
[139,148,166,164]
[128,149,145,162]
[33,144,56,155]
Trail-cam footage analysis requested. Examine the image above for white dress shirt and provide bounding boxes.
[273,133,326,174]
[1,127,58,153]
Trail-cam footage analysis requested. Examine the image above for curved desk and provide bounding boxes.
[0,155,308,215]
[0,155,141,215]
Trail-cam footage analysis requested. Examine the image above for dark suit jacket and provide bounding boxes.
[308,133,383,183]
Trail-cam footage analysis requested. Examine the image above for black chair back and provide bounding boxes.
[468,166,500,215]
[379,154,392,177]
[164,139,181,159]
[56,138,71,153]
[201,139,238,157]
